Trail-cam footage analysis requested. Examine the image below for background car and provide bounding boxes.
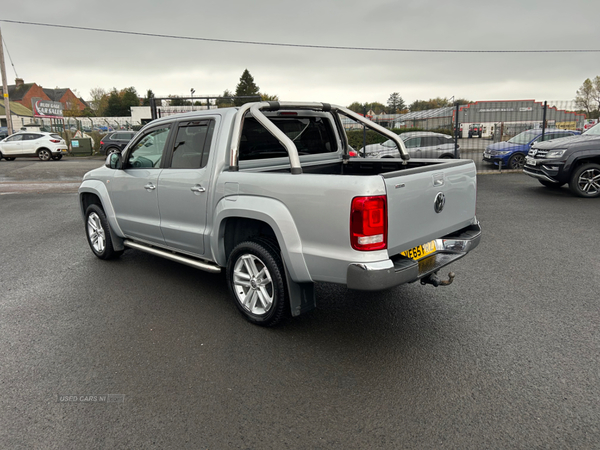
[359,131,459,159]
[99,131,136,156]
[524,123,600,197]
[483,129,580,170]
[0,131,68,161]
[0,127,8,141]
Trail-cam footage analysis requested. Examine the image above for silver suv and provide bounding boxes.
[359,131,458,159]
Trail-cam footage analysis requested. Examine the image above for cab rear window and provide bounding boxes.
[239,116,337,160]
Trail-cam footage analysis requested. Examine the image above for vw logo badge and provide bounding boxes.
[434,192,445,213]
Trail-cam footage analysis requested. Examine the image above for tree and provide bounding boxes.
[409,97,452,111]
[89,87,108,116]
[216,89,235,108]
[346,102,386,115]
[121,87,140,112]
[575,78,595,116]
[234,69,260,106]
[142,89,155,106]
[260,93,279,101]
[387,93,406,114]
[169,95,191,107]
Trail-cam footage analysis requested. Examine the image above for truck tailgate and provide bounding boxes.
[383,160,477,255]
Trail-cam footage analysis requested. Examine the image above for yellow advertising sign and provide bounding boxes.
[556,122,576,130]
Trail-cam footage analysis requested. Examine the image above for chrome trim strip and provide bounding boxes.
[124,240,222,273]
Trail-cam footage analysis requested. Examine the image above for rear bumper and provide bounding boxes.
[346,222,482,290]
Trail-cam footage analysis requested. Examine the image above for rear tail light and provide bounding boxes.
[349,150,358,157]
[350,196,387,251]
[100,140,104,145]
[49,139,61,143]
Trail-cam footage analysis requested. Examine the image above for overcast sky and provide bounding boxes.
[1,0,599,107]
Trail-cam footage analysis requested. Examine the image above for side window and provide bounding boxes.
[126,126,170,169]
[543,133,565,141]
[405,137,421,148]
[7,134,23,142]
[421,137,437,147]
[169,120,215,169]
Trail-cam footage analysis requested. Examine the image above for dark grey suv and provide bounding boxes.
[523,123,600,198]
[99,131,136,156]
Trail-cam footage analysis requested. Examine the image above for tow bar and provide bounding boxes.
[420,271,455,287]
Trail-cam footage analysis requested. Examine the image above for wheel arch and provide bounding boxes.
[79,181,125,250]
[212,196,312,283]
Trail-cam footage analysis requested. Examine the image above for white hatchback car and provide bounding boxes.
[0,131,68,161]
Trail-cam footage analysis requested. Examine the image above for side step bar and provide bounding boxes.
[123,240,221,273]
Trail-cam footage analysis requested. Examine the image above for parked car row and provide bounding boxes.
[0,131,68,161]
[483,128,580,170]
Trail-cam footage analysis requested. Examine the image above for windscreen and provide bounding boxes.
[239,116,337,160]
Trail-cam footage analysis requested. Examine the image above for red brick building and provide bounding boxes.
[0,78,87,114]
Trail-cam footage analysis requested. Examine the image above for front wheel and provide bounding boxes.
[226,239,289,327]
[85,204,123,260]
[507,153,525,170]
[52,155,63,161]
[569,163,600,198]
[38,149,52,161]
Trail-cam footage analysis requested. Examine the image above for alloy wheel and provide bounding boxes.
[232,253,274,315]
[87,212,106,253]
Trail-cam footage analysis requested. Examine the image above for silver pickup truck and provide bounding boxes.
[79,102,481,326]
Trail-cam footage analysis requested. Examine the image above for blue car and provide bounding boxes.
[483,129,580,169]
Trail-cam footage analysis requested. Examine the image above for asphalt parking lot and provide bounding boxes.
[0,159,598,449]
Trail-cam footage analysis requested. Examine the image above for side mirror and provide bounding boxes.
[105,152,123,169]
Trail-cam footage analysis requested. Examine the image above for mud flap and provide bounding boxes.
[284,264,316,317]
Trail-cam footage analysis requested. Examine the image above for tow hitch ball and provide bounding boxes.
[420,271,455,287]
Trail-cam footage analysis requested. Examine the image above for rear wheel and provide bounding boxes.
[5,157,15,161]
[85,204,123,260]
[226,238,289,327]
[105,147,120,156]
[507,153,525,170]
[569,163,600,198]
[37,148,51,161]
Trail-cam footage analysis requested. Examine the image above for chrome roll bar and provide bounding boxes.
[229,102,410,174]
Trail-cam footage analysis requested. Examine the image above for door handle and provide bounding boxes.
[144,183,156,191]
[190,185,206,193]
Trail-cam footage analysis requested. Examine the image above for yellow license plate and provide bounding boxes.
[401,240,436,260]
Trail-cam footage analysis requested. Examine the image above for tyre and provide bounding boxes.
[105,147,120,156]
[507,153,525,170]
[85,204,123,260]
[538,179,565,188]
[37,148,52,161]
[569,163,600,198]
[5,157,15,161]
[226,238,289,327]
[52,155,63,161]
